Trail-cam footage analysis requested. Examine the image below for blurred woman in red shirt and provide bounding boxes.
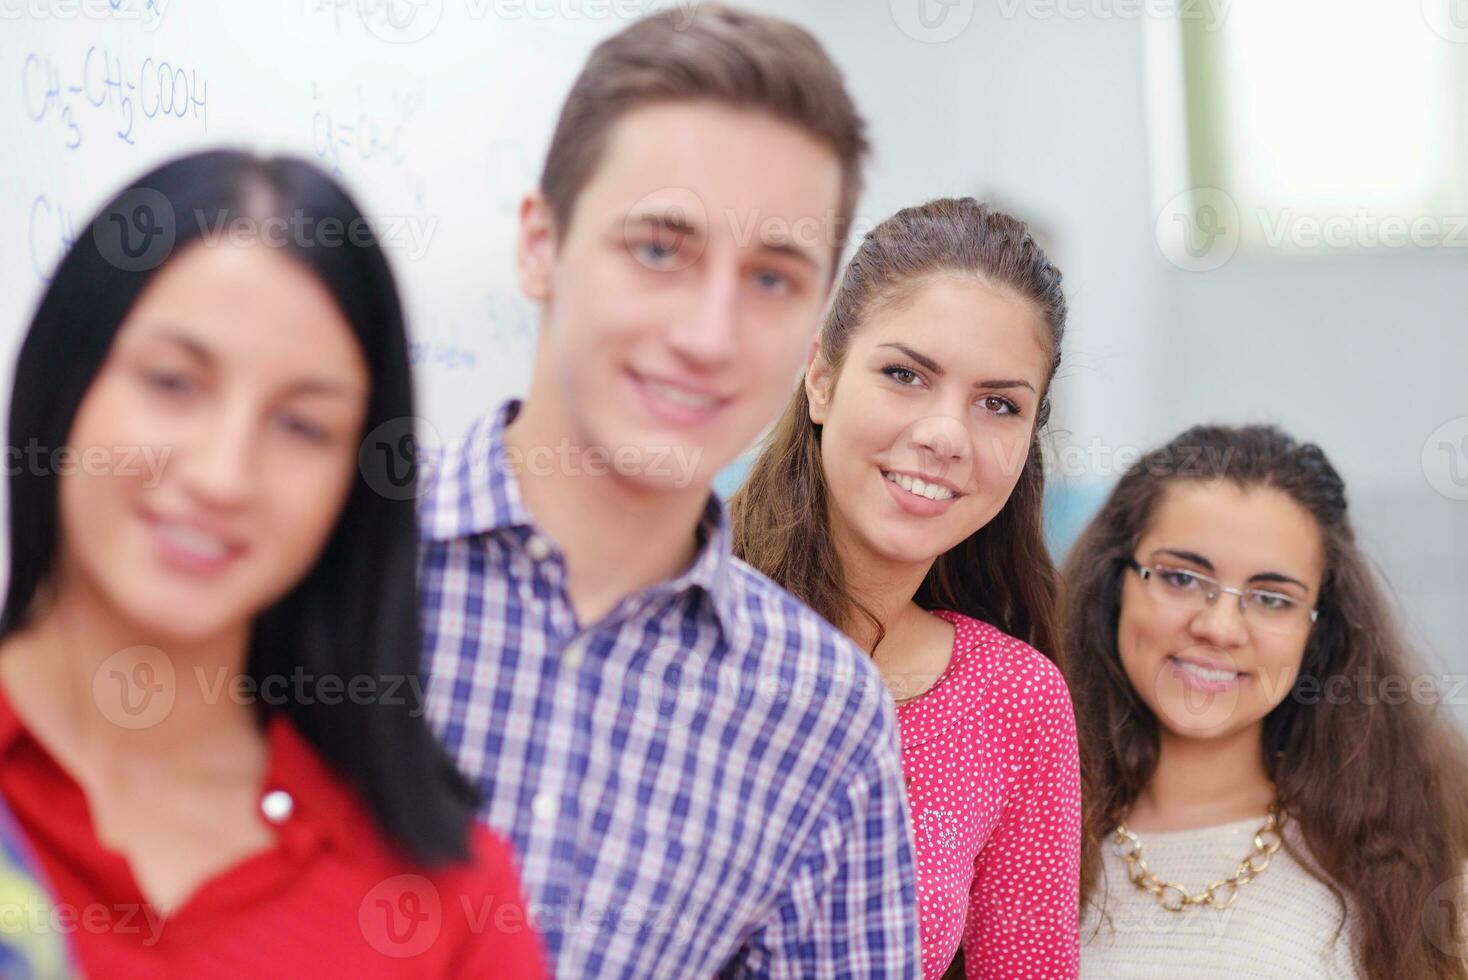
[0,150,547,979]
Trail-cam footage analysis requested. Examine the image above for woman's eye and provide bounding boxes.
[278,413,329,443]
[141,369,195,396]
[882,365,920,386]
[980,395,1020,416]
[1160,569,1202,590]
[1252,592,1294,611]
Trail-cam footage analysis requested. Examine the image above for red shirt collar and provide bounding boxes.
[0,680,372,857]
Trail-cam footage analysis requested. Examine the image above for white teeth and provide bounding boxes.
[1174,659,1238,683]
[643,379,717,410]
[157,522,230,560]
[884,471,954,501]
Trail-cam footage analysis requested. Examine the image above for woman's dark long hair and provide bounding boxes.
[731,198,1066,659]
[1062,424,1468,979]
[3,149,479,867]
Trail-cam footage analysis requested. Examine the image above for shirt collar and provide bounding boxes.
[421,399,742,633]
[0,681,361,856]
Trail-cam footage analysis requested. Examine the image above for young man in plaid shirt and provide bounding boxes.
[418,7,921,976]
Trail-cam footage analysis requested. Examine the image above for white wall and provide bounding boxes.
[764,0,1466,697]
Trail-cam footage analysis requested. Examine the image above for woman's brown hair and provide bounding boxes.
[1063,423,1468,979]
[730,197,1067,658]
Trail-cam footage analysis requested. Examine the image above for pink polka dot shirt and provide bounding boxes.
[895,610,1082,979]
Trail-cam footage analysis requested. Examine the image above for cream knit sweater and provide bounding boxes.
[1080,815,1359,979]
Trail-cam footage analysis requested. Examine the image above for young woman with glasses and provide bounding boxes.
[1062,424,1468,979]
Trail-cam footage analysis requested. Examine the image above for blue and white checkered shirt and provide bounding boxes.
[418,400,922,978]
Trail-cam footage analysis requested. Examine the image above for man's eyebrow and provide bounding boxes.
[623,211,703,238]
[754,232,822,272]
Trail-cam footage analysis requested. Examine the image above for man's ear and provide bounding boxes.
[516,190,557,303]
[805,339,834,425]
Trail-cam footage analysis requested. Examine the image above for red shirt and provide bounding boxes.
[896,610,1081,979]
[0,687,548,979]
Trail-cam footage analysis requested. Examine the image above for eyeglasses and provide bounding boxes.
[1124,558,1318,634]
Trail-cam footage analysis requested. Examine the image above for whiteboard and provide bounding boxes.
[3,0,706,444]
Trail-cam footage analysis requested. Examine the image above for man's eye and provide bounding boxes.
[753,269,791,294]
[636,242,677,264]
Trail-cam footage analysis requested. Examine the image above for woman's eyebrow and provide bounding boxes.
[878,342,942,374]
[1151,547,1214,572]
[1151,548,1309,591]
[876,342,1038,392]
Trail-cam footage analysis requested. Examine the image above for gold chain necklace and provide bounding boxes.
[1112,802,1286,912]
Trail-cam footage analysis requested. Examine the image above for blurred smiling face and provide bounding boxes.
[808,275,1051,571]
[1117,481,1325,741]
[518,101,843,490]
[57,239,370,646]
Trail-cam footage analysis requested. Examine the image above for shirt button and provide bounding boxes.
[261,789,294,824]
[531,792,559,821]
[525,533,552,562]
[563,642,584,669]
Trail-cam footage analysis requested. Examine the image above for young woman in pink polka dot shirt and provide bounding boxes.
[733,198,1082,979]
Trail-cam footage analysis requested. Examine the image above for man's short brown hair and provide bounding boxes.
[538,4,869,263]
